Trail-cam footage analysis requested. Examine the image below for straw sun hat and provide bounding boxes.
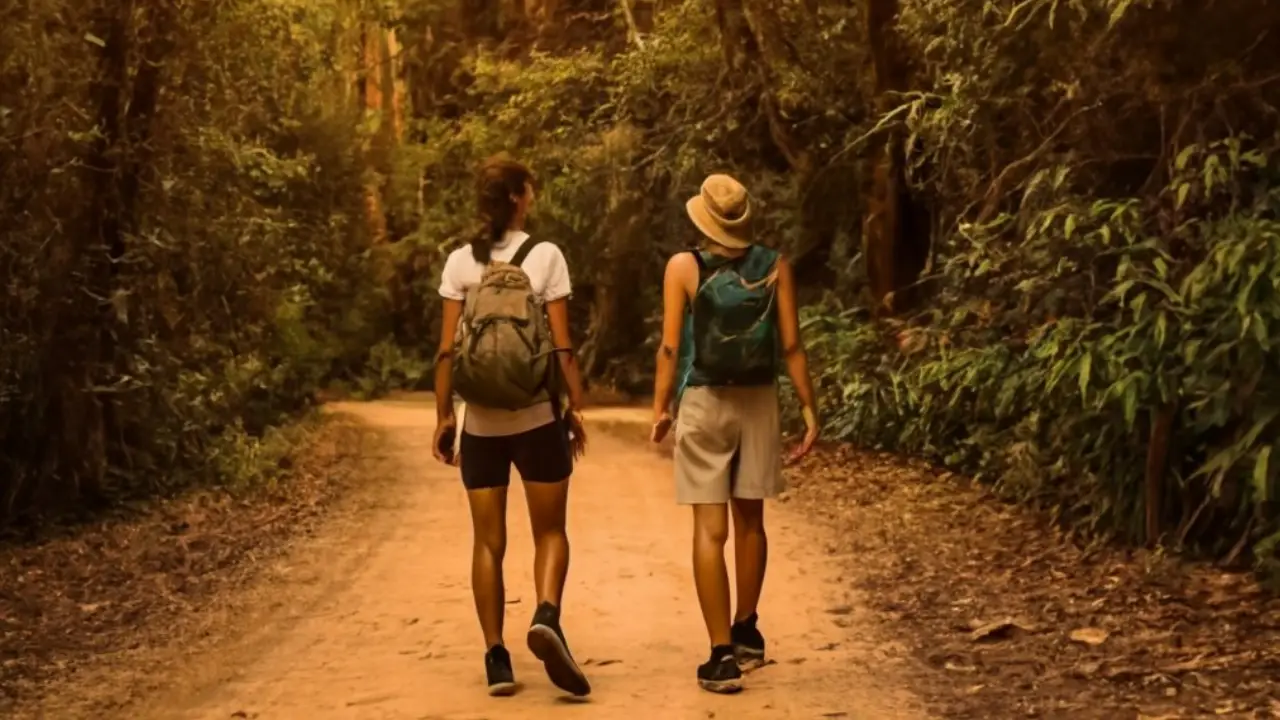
[685,174,752,249]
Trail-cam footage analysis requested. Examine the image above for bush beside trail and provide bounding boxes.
[1,1,393,527]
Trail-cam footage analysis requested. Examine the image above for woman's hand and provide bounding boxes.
[787,405,820,464]
[651,410,673,444]
[566,408,588,460]
[432,416,457,465]
[433,299,463,467]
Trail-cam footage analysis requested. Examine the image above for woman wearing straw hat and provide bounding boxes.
[650,173,821,693]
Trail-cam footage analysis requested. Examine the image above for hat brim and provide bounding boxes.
[686,195,751,250]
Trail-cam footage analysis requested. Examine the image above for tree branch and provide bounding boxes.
[618,0,645,49]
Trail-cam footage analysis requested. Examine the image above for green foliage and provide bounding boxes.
[812,138,1280,573]
[207,416,320,495]
[357,339,431,399]
[783,0,1280,576]
[410,48,616,263]
[392,0,867,384]
[0,0,390,521]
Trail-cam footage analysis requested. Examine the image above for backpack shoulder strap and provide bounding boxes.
[689,249,707,272]
[688,250,711,298]
[741,245,780,282]
[510,236,549,268]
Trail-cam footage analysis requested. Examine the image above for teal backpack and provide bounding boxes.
[674,245,781,407]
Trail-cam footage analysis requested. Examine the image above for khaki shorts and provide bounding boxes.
[674,385,784,505]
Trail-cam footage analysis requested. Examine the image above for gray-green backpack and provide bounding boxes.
[452,237,560,411]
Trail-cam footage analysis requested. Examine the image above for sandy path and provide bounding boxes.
[149,398,925,720]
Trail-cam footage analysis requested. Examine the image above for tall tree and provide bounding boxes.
[862,0,928,313]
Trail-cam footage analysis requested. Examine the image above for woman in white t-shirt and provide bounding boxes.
[431,156,591,699]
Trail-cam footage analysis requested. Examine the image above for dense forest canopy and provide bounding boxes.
[3,0,1280,576]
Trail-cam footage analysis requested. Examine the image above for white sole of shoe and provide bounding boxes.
[698,677,744,694]
[488,681,517,697]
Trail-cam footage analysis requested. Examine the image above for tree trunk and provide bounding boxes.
[863,146,900,311]
[360,22,389,244]
[385,28,406,143]
[580,130,649,389]
[863,0,928,314]
[99,2,179,480]
[42,0,138,513]
[580,204,649,389]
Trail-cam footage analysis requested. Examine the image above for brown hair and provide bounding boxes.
[470,155,534,263]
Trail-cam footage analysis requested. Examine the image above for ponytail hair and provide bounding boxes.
[470,155,533,263]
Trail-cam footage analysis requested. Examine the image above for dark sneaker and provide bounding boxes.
[698,645,744,694]
[526,602,591,696]
[485,645,516,696]
[731,613,766,670]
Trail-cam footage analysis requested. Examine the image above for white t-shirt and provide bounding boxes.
[439,231,572,437]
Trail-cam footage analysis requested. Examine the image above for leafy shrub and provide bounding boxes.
[812,139,1280,574]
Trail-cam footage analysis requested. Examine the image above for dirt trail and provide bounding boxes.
[138,398,926,719]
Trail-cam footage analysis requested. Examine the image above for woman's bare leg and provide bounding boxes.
[523,478,570,607]
[522,476,590,696]
[691,502,732,647]
[730,498,767,622]
[466,487,508,648]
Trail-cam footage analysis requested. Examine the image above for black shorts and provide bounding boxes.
[460,420,574,491]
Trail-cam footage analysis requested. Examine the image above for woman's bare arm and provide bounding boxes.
[545,297,585,410]
[775,255,817,415]
[653,253,694,419]
[434,298,464,422]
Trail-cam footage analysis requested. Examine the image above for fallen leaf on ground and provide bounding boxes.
[1069,627,1110,646]
[969,618,1035,642]
[1071,660,1103,678]
[784,445,1279,718]
[1160,654,1208,672]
